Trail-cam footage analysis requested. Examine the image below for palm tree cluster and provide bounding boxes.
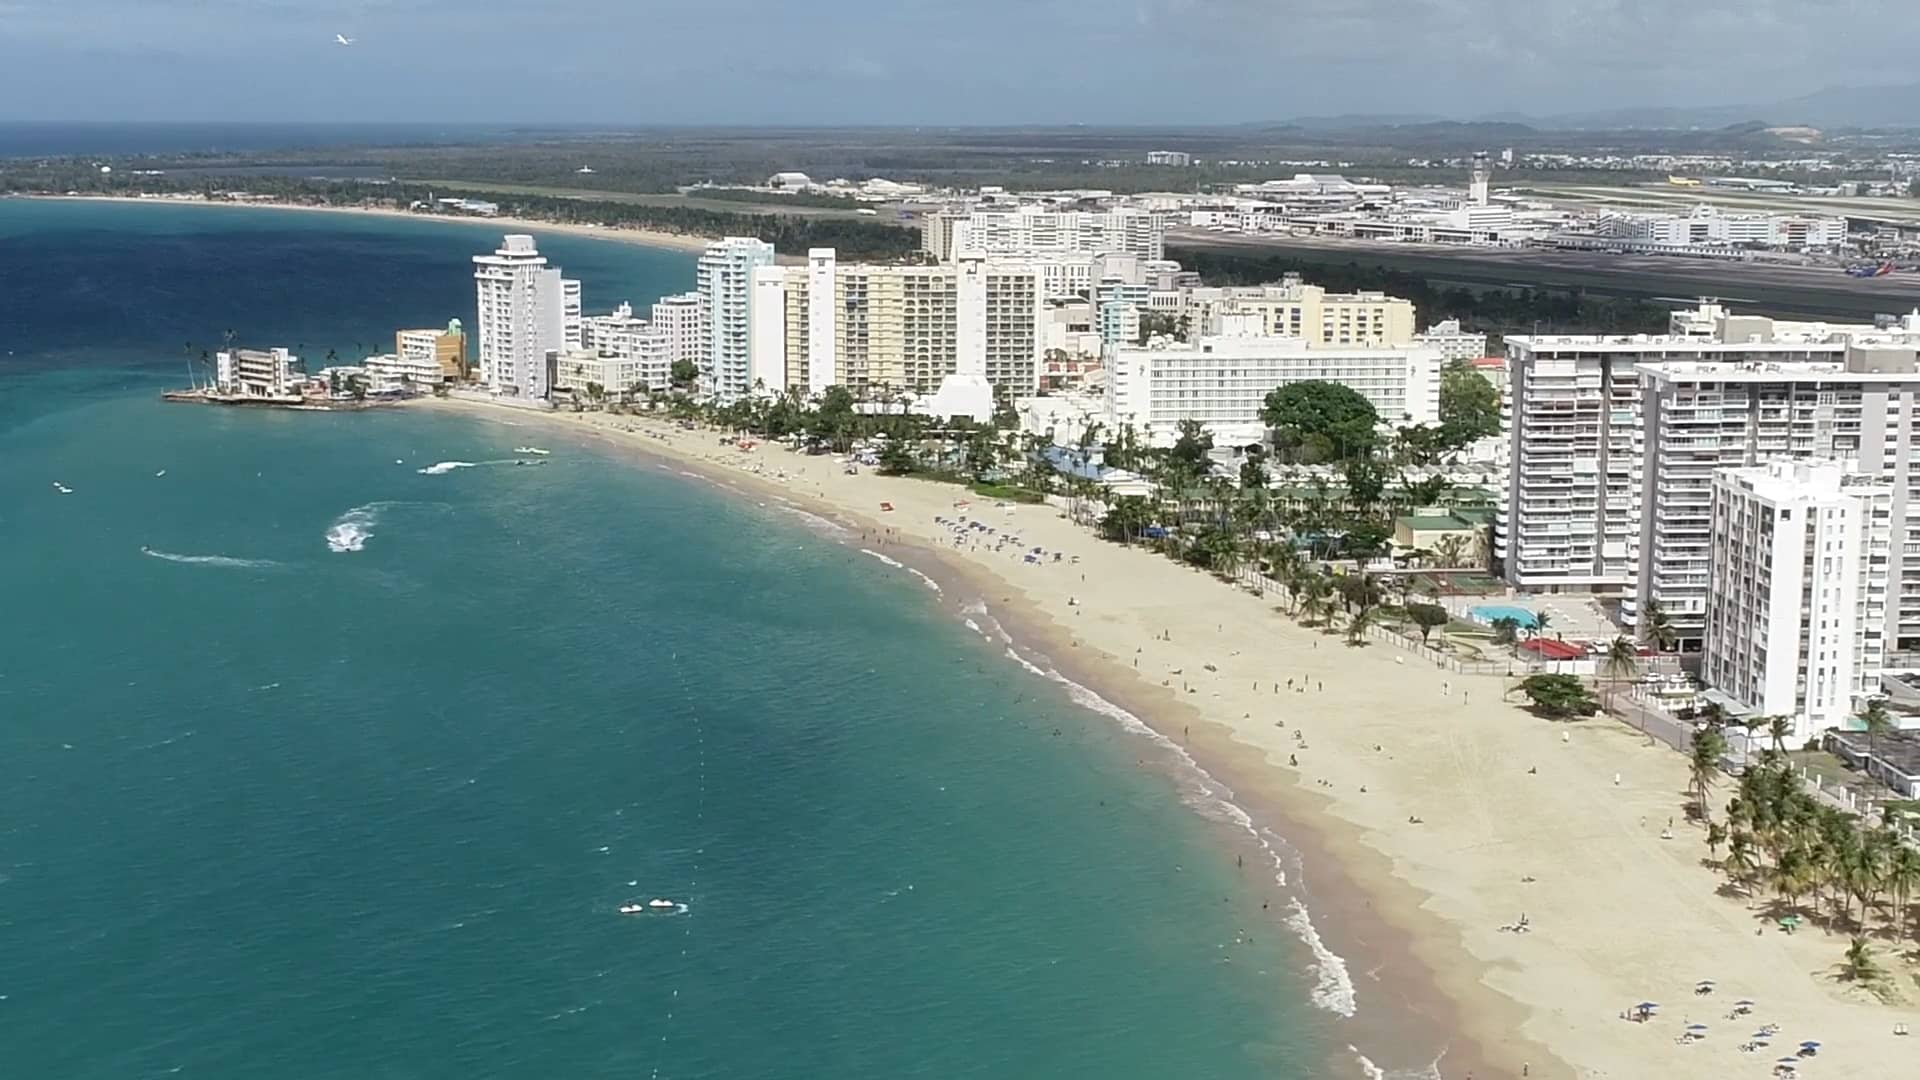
[1707,753,1920,977]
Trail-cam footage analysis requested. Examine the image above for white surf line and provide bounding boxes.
[976,598,1358,1019]
[858,548,942,594]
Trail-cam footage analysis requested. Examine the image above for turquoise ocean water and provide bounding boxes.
[0,200,1328,1077]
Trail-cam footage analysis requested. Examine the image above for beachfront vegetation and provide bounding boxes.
[1681,726,1920,988]
[1406,602,1449,644]
[1511,673,1601,720]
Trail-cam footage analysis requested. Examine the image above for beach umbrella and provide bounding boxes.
[1734,999,1754,1006]
[1687,1023,1709,1031]
[1799,1041,1820,1049]
[1635,1001,1659,1009]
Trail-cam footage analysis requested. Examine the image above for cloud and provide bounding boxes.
[2,0,1919,122]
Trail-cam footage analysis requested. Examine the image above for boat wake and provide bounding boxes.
[141,547,282,570]
[963,598,1359,1019]
[326,505,379,552]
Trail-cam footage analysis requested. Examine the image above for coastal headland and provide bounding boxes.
[418,397,1920,1080]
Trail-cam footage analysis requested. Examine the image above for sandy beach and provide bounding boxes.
[26,194,722,255]
[431,399,1920,1080]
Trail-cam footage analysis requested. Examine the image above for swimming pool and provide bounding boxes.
[1471,604,1540,629]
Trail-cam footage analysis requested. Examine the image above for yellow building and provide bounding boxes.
[395,320,468,382]
[767,254,1043,398]
[1178,275,1416,347]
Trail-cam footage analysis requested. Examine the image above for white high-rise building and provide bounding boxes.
[1498,308,1913,593]
[928,207,1165,261]
[1635,346,1920,650]
[1105,332,1443,447]
[1414,318,1490,363]
[696,237,776,401]
[580,302,672,394]
[1702,461,1892,746]
[562,278,583,351]
[650,292,701,390]
[473,234,565,398]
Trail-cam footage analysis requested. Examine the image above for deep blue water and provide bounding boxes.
[0,200,1322,1077]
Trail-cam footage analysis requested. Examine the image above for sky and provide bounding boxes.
[2,0,1919,125]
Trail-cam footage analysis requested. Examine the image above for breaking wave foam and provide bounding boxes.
[326,504,381,552]
[974,597,1357,1018]
[416,461,477,475]
[141,547,280,569]
[859,549,944,594]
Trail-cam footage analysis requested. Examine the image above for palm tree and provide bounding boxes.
[1860,697,1894,775]
[1886,845,1920,935]
[1688,726,1729,820]
[1725,830,1760,895]
[1706,821,1728,859]
[1530,610,1553,640]
[1346,605,1376,647]
[1643,591,1674,653]
[1602,635,1638,709]
[1768,714,1795,756]
[1840,935,1880,984]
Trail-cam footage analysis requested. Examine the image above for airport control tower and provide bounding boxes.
[1469,151,1491,207]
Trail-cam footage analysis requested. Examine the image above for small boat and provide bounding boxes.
[513,446,551,455]
[52,482,73,494]
[647,898,677,910]
[154,469,167,477]
[618,903,646,915]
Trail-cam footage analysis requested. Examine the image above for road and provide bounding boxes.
[1168,230,1920,322]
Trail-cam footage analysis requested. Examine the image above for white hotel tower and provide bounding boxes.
[696,237,776,401]
[472,235,572,399]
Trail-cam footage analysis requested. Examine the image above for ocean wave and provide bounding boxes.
[981,601,1356,1018]
[1350,1047,1445,1080]
[1286,898,1357,1017]
[141,547,281,569]
[859,549,945,594]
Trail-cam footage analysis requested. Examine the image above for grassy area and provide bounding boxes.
[1787,749,1862,790]
[968,481,1046,504]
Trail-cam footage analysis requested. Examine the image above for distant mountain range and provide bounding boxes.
[1287,83,1920,133]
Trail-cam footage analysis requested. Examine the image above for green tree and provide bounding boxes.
[1689,726,1729,820]
[669,358,698,389]
[1098,496,1154,545]
[1513,674,1599,719]
[1602,635,1638,708]
[1169,418,1214,474]
[1437,360,1501,447]
[1861,697,1895,769]
[1261,381,1379,463]
[1640,597,1678,652]
[1839,935,1880,984]
[1238,457,1270,493]
[1490,615,1520,646]
[1346,605,1376,646]
[1768,715,1795,755]
[1406,602,1449,644]
[878,440,916,476]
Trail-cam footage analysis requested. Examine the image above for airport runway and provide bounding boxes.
[1167,231,1920,322]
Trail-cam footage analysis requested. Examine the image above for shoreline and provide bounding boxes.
[413,398,1920,1080]
[19,193,721,255]
[414,399,1513,1079]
